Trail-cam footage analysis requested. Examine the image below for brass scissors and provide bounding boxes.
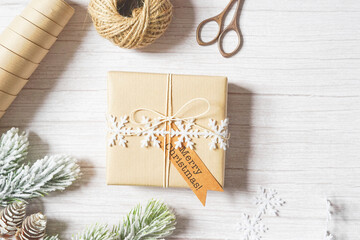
[196,0,243,58]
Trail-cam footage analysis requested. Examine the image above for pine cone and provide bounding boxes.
[15,213,47,240]
[0,201,27,237]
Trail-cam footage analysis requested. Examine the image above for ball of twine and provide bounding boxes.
[88,0,173,49]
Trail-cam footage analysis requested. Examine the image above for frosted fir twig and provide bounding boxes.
[72,224,117,240]
[114,199,176,240]
[0,128,29,177]
[44,236,61,240]
[0,155,81,206]
[72,200,176,240]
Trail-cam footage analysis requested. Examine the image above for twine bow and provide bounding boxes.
[130,97,211,128]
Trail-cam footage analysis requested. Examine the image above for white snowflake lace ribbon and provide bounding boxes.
[107,98,229,151]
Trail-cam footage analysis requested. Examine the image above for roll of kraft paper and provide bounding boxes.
[0,0,75,119]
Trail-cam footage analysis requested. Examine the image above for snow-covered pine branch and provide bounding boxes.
[44,236,60,240]
[0,155,81,206]
[72,200,176,240]
[72,224,117,240]
[114,199,176,240]
[0,128,29,177]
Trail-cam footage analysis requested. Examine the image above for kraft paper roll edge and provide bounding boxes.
[0,46,39,79]
[29,0,75,27]
[0,28,49,64]
[0,68,28,95]
[8,16,57,50]
[0,91,16,111]
[21,7,63,37]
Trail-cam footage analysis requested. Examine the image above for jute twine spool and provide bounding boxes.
[88,0,173,49]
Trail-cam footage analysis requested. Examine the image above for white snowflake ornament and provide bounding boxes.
[237,187,285,240]
[107,115,129,147]
[238,213,268,240]
[325,232,335,240]
[255,187,285,216]
[207,118,229,150]
[172,120,199,149]
[138,117,162,148]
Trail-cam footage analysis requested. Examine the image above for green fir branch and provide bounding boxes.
[44,235,61,240]
[0,128,29,176]
[0,155,81,206]
[115,200,176,240]
[72,224,117,240]
[72,200,176,240]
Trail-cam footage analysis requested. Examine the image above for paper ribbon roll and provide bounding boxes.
[8,16,57,49]
[0,46,39,79]
[0,68,28,95]
[29,0,75,27]
[0,0,74,119]
[0,91,16,111]
[0,28,49,63]
[21,7,63,37]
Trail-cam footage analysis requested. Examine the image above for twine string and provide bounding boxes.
[88,0,173,49]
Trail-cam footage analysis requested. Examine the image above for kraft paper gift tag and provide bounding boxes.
[0,68,28,95]
[21,7,64,37]
[0,28,49,64]
[107,72,228,205]
[8,16,57,50]
[29,0,75,27]
[0,91,16,111]
[0,46,38,79]
[0,111,5,119]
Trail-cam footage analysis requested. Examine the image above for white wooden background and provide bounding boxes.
[1,0,360,239]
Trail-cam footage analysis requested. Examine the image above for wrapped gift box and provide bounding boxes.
[107,72,228,204]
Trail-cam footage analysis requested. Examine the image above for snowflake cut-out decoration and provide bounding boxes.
[255,187,286,216]
[237,187,285,240]
[171,119,199,149]
[207,118,229,150]
[107,115,229,150]
[324,199,335,240]
[138,116,163,148]
[238,214,268,240]
[325,232,335,240]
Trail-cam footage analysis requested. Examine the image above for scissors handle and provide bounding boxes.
[218,0,243,58]
[196,0,237,46]
[196,16,222,46]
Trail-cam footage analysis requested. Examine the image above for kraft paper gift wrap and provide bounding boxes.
[107,71,228,189]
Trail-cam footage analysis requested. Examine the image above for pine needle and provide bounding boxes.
[115,200,176,240]
[0,128,29,176]
[72,224,117,240]
[72,200,176,240]
[0,155,81,206]
[44,235,61,240]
